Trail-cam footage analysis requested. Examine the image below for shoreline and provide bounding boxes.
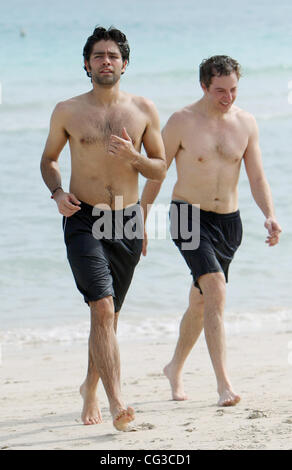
[1,331,292,450]
[1,304,292,347]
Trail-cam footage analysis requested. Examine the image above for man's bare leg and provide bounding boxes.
[80,349,102,425]
[164,284,204,400]
[199,272,240,406]
[80,311,120,425]
[82,297,134,430]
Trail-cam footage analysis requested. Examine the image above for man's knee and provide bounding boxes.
[198,273,226,307]
[90,296,115,327]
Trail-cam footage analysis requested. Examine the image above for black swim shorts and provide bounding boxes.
[170,200,243,293]
[63,200,143,312]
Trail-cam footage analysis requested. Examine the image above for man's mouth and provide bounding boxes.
[100,69,113,74]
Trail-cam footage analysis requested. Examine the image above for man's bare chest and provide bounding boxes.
[181,122,248,163]
[67,107,146,148]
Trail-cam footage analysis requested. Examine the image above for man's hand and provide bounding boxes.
[108,127,139,163]
[54,190,81,217]
[142,229,148,256]
[264,217,282,246]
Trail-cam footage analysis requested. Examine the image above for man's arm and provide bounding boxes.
[243,115,281,246]
[140,112,182,254]
[133,99,167,180]
[108,99,166,181]
[40,103,81,216]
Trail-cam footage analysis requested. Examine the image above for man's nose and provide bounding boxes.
[224,91,233,102]
[102,55,111,65]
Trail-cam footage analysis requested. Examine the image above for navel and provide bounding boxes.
[106,185,114,206]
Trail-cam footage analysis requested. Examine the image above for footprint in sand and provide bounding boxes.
[283,417,292,424]
[147,373,163,378]
[247,410,268,419]
[128,423,155,432]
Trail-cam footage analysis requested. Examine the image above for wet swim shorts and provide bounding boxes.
[63,201,143,312]
[169,200,243,293]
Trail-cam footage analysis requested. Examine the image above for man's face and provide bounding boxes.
[85,40,127,86]
[202,72,238,113]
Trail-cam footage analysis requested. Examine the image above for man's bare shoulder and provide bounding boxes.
[120,93,161,127]
[162,104,196,133]
[233,106,258,132]
[54,92,90,113]
[232,105,255,122]
[129,94,159,115]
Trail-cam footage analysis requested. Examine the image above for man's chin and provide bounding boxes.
[92,75,120,87]
[219,103,232,113]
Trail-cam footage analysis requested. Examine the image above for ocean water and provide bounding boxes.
[1,0,292,345]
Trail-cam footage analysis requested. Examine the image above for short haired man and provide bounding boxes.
[141,55,281,406]
[41,26,166,429]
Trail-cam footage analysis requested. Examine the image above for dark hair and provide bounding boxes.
[83,26,130,77]
[199,55,241,89]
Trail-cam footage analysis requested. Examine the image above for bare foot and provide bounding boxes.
[218,389,241,407]
[163,364,188,401]
[113,406,135,431]
[80,382,103,425]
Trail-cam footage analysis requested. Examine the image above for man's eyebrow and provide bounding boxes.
[215,86,237,90]
[92,51,119,55]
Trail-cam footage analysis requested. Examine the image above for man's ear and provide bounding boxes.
[200,81,207,93]
[84,60,91,75]
[121,60,128,75]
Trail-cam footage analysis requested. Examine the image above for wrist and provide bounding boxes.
[131,151,142,166]
[51,186,63,200]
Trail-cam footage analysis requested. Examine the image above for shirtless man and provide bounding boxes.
[40,26,166,430]
[141,55,281,407]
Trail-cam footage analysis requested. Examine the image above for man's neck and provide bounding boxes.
[198,97,231,120]
[89,83,122,107]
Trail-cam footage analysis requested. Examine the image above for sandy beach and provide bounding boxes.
[1,330,291,451]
